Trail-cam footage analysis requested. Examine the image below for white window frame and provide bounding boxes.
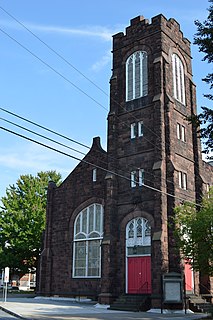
[139,169,144,186]
[131,169,144,188]
[131,171,137,188]
[177,123,186,142]
[73,204,103,278]
[172,54,185,105]
[92,168,97,182]
[138,121,144,137]
[131,123,137,139]
[177,123,181,140]
[178,171,187,190]
[126,51,148,101]
[131,121,143,139]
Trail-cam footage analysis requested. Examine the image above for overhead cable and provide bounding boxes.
[0,125,201,207]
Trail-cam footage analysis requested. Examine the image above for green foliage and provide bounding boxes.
[194,0,213,99]
[174,187,213,276]
[0,171,61,276]
[188,107,213,157]
[187,1,213,159]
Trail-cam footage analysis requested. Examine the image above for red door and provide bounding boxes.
[184,260,194,292]
[128,256,151,293]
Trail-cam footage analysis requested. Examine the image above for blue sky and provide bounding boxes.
[0,0,211,199]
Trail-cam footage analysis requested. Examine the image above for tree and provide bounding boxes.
[174,187,213,276]
[188,0,213,158]
[0,171,61,276]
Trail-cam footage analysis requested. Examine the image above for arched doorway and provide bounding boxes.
[126,217,151,294]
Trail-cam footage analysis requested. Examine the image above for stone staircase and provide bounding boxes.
[188,294,213,314]
[109,294,151,312]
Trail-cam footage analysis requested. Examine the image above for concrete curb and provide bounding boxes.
[0,305,32,320]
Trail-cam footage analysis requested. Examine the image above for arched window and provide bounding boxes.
[73,204,103,278]
[126,51,148,101]
[172,54,185,105]
[126,217,151,255]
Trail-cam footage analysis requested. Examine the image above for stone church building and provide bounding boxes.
[38,14,213,309]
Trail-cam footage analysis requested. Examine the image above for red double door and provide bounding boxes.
[127,256,151,294]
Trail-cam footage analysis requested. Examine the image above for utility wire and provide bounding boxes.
[0,117,86,156]
[1,115,197,202]
[0,5,109,98]
[0,107,89,149]
[0,107,200,198]
[0,21,185,159]
[0,125,201,207]
[0,27,108,112]
[0,7,172,147]
[0,10,204,192]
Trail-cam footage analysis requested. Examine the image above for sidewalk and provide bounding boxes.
[0,296,209,320]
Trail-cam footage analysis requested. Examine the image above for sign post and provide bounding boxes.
[4,267,9,302]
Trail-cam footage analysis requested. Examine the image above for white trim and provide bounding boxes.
[138,121,144,137]
[125,217,151,294]
[131,123,136,139]
[73,204,103,278]
[126,51,148,101]
[178,171,187,190]
[172,54,185,105]
[131,171,137,188]
[92,168,97,182]
[139,169,144,186]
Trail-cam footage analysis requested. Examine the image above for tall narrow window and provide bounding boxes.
[131,171,137,188]
[139,169,144,186]
[181,125,186,142]
[126,51,148,101]
[73,204,103,278]
[131,169,144,188]
[131,121,144,139]
[177,123,186,142]
[178,171,187,190]
[138,121,144,137]
[131,123,137,139]
[177,123,181,140]
[92,168,97,182]
[172,54,185,105]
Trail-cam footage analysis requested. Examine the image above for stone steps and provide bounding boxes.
[188,294,213,314]
[109,294,151,312]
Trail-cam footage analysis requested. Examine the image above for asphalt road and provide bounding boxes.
[0,294,209,320]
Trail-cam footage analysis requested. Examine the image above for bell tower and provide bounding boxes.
[101,14,201,307]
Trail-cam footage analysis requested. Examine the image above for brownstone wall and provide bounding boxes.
[39,14,213,307]
[39,137,107,297]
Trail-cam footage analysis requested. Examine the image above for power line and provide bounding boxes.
[0,117,86,156]
[0,7,173,149]
[0,10,204,195]
[0,107,200,198]
[0,27,108,112]
[0,125,201,207]
[0,18,188,160]
[0,107,89,149]
[0,5,109,99]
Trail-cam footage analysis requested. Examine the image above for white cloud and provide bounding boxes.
[0,142,77,176]
[91,50,112,72]
[0,19,116,41]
